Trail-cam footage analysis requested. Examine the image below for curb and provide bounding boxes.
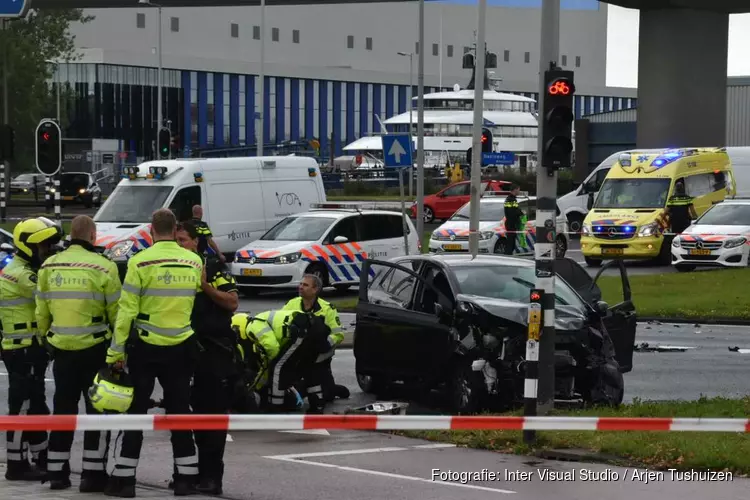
[640,317,750,326]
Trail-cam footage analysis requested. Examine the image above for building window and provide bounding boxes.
[447,45,453,57]
[293,29,300,43]
[463,46,471,54]
[231,23,239,38]
[415,42,419,54]
[524,51,530,63]
[253,25,260,40]
[561,54,568,66]
[347,35,354,49]
[576,55,581,67]
[136,12,145,29]
[170,17,179,32]
[432,43,438,56]
[504,50,510,62]
[366,37,372,50]
[272,27,279,42]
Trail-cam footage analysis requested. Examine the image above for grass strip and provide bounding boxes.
[394,397,750,475]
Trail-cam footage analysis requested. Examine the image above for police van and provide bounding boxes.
[92,156,326,276]
[230,203,420,293]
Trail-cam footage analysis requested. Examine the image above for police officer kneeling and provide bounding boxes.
[175,221,238,496]
[0,217,62,481]
[105,208,203,498]
[36,215,122,492]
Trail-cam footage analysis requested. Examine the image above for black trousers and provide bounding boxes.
[47,341,109,481]
[1,344,50,471]
[267,336,320,409]
[191,340,234,484]
[110,336,198,485]
[504,227,518,255]
[306,355,336,402]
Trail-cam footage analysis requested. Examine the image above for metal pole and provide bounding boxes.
[438,5,443,89]
[257,0,265,156]
[409,54,413,198]
[157,6,163,132]
[525,0,561,445]
[399,168,409,254]
[56,72,60,123]
[2,19,9,214]
[468,0,487,257]
[54,176,60,223]
[416,0,425,243]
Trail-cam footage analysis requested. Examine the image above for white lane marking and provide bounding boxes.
[280,429,331,436]
[267,446,409,460]
[412,443,456,449]
[266,455,515,494]
[226,434,233,442]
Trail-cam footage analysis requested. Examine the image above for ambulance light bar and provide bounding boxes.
[147,166,168,180]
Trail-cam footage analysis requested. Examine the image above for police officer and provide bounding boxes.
[667,179,697,236]
[282,274,348,409]
[190,205,224,263]
[36,215,121,492]
[105,208,203,498]
[503,185,524,255]
[0,217,62,481]
[174,221,238,496]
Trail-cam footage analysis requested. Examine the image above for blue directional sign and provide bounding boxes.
[483,151,515,166]
[0,0,29,18]
[381,134,413,168]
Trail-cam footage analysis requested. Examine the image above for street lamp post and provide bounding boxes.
[397,51,413,197]
[258,0,265,156]
[139,0,163,154]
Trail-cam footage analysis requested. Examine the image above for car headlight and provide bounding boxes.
[479,231,495,240]
[582,224,591,236]
[672,237,681,248]
[105,240,134,260]
[724,237,746,249]
[431,230,439,240]
[79,188,86,194]
[638,222,659,237]
[275,252,301,264]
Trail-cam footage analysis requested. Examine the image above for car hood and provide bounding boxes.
[680,224,750,241]
[434,220,503,236]
[587,209,663,227]
[91,223,154,260]
[457,293,588,331]
[236,239,314,259]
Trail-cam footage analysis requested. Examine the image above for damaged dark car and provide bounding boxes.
[353,254,637,414]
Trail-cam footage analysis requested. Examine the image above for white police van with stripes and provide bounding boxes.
[230,203,420,293]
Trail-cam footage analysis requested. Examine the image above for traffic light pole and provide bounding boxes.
[2,19,9,222]
[468,0,487,258]
[525,0,560,445]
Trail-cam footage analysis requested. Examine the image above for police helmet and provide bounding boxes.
[13,217,63,262]
[88,367,135,414]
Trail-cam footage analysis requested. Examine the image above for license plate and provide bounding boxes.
[62,196,74,201]
[242,268,262,276]
[689,249,711,256]
[601,248,624,256]
[443,244,462,251]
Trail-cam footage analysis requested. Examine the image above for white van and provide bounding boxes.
[725,147,750,196]
[92,156,326,275]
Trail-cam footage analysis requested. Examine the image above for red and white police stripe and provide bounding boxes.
[0,415,747,432]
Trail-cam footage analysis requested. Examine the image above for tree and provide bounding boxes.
[0,9,94,173]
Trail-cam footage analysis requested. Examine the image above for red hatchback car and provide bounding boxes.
[411,180,513,223]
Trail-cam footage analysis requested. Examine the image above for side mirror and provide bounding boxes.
[435,302,452,324]
[0,243,13,252]
[333,235,349,244]
[594,300,609,316]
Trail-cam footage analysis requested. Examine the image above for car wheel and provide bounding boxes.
[356,370,389,395]
[675,264,696,272]
[587,361,624,408]
[556,235,567,258]
[567,213,584,239]
[422,206,434,223]
[305,263,329,288]
[449,362,484,415]
[493,238,508,255]
[585,257,602,267]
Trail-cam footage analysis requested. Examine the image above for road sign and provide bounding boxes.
[0,0,30,18]
[482,151,515,166]
[381,134,413,168]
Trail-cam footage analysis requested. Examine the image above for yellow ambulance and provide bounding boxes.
[580,148,735,266]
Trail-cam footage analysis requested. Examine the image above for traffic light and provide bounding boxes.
[158,127,171,159]
[481,128,493,153]
[35,119,62,176]
[541,67,575,170]
[0,125,14,162]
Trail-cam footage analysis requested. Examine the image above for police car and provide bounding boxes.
[427,192,569,257]
[231,203,420,293]
[671,198,750,271]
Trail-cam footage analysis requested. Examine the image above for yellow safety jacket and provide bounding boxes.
[282,297,344,347]
[0,256,41,351]
[107,240,203,364]
[36,242,122,351]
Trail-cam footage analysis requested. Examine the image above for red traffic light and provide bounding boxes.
[548,78,573,96]
[42,132,50,141]
[481,134,487,143]
[530,292,541,301]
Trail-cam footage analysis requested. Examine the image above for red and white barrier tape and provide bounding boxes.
[0,415,747,432]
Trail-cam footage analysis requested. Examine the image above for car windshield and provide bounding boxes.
[696,204,750,226]
[62,174,89,187]
[594,178,672,209]
[261,216,336,241]
[452,264,585,307]
[14,174,36,182]
[451,201,507,221]
[94,185,173,223]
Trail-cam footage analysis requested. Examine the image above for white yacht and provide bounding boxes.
[339,68,539,170]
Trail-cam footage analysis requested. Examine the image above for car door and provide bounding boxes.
[557,258,637,373]
[434,182,470,219]
[355,213,391,261]
[354,259,453,381]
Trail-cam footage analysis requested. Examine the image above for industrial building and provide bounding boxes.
[52,0,638,159]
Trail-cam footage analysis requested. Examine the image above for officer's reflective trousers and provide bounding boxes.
[191,338,234,484]
[1,344,50,473]
[110,335,198,485]
[47,340,109,481]
[267,335,320,409]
